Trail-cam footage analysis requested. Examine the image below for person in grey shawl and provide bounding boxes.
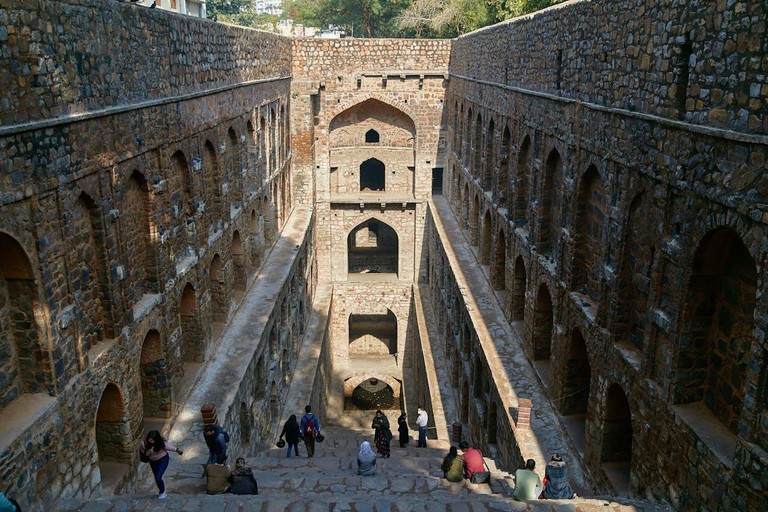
[357,441,377,476]
[230,457,258,495]
[543,454,574,499]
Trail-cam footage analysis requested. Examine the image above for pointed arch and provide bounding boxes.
[347,218,399,276]
[483,118,495,191]
[227,127,243,208]
[140,329,170,419]
[533,284,553,361]
[95,382,131,481]
[571,165,605,301]
[180,283,204,363]
[470,195,480,246]
[203,140,223,232]
[562,327,591,415]
[492,227,506,291]
[209,254,229,323]
[480,210,493,265]
[231,230,246,292]
[514,135,530,227]
[499,125,511,207]
[511,257,527,322]
[539,148,561,257]
[473,112,483,180]
[0,232,53,405]
[601,383,633,493]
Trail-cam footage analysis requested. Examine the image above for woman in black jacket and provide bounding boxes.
[280,414,302,458]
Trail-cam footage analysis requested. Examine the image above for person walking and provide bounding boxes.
[300,405,321,458]
[441,446,464,482]
[397,411,409,448]
[231,457,259,495]
[279,414,302,458]
[357,441,377,476]
[139,430,184,499]
[415,406,428,447]
[371,409,392,458]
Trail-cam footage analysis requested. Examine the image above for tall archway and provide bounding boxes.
[180,283,203,363]
[171,150,195,259]
[231,231,246,292]
[540,149,561,258]
[473,113,483,179]
[514,136,530,227]
[122,170,158,296]
[227,127,243,208]
[511,257,527,322]
[601,383,633,495]
[483,119,494,191]
[674,227,756,434]
[533,284,553,362]
[0,232,53,405]
[209,254,228,323]
[499,126,510,206]
[616,193,654,350]
[250,208,261,268]
[140,329,170,420]
[572,166,605,301]
[562,327,591,415]
[95,383,131,491]
[74,192,114,350]
[360,158,385,191]
[470,195,480,246]
[480,210,492,265]
[492,228,506,291]
[348,309,397,355]
[347,219,399,277]
[203,140,222,232]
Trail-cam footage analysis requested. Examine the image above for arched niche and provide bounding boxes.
[347,218,399,277]
[348,309,397,356]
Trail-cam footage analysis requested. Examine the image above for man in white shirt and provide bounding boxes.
[415,406,428,447]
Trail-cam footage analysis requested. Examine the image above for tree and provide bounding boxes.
[207,0,261,28]
[282,0,408,37]
[486,0,566,20]
[396,0,492,38]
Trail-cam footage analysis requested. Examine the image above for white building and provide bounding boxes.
[153,0,207,18]
[254,0,282,16]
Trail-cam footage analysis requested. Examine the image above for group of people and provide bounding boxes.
[356,407,429,475]
[441,441,487,483]
[279,405,322,458]
[138,423,259,499]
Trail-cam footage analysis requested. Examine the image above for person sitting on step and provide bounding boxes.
[204,456,233,495]
[441,446,464,483]
[357,441,377,476]
[514,458,542,501]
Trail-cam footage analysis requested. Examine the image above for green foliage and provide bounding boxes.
[279,0,567,37]
[207,0,264,28]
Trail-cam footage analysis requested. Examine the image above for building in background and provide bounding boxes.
[153,0,207,17]
[255,0,282,16]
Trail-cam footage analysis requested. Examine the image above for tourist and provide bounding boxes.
[280,414,302,458]
[204,456,232,494]
[415,406,428,447]
[441,446,464,483]
[203,424,229,465]
[397,411,409,448]
[459,441,486,481]
[542,453,574,499]
[230,457,259,495]
[357,441,377,476]
[371,409,392,458]
[139,430,184,500]
[300,405,321,457]
[514,459,542,501]
[0,491,20,512]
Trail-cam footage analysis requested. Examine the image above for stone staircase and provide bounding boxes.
[59,425,656,511]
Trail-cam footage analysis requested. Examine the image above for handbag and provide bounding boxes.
[276,439,286,448]
[139,449,150,463]
[470,460,491,484]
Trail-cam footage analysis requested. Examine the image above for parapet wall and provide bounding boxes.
[451,0,767,134]
[0,0,291,127]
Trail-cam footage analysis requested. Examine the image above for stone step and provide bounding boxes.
[59,494,649,512]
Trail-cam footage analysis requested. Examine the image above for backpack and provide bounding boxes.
[304,414,316,436]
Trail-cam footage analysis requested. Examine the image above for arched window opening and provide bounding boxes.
[0,233,53,407]
[533,284,553,362]
[674,227,756,435]
[349,309,397,356]
[540,149,561,258]
[473,113,483,180]
[123,170,158,296]
[172,150,195,258]
[511,257,527,322]
[75,192,114,350]
[480,210,493,265]
[347,219,398,277]
[562,328,591,415]
[492,228,506,291]
[227,127,243,208]
[203,141,222,231]
[140,330,171,422]
[231,231,246,293]
[180,283,204,364]
[360,158,385,191]
[483,119,494,191]
[209,254,228,324]
[514,136,530,227]
[470,195,480,246]
[365,129,380,143]
[499,126,510,206]
[601,383,633,495]
[95,383,131,492]
[572,166,605,301]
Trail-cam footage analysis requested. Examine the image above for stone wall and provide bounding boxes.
[444,0,767,508]
[0,3,294,509]
[451,0,767,134]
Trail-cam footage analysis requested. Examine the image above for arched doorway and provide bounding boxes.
[601,383,633,495]
[532,284,554,389]
[561,327,591,455]
[360,158,385,191]
[140,329,171,425]
[480,210,492,265]
[511,257,526,322]
[347,219,399,277]
[95,383,131,494]
[231,231,246,293]
[348,309,397,356]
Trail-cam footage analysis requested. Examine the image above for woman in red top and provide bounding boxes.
[139,430,183,499]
